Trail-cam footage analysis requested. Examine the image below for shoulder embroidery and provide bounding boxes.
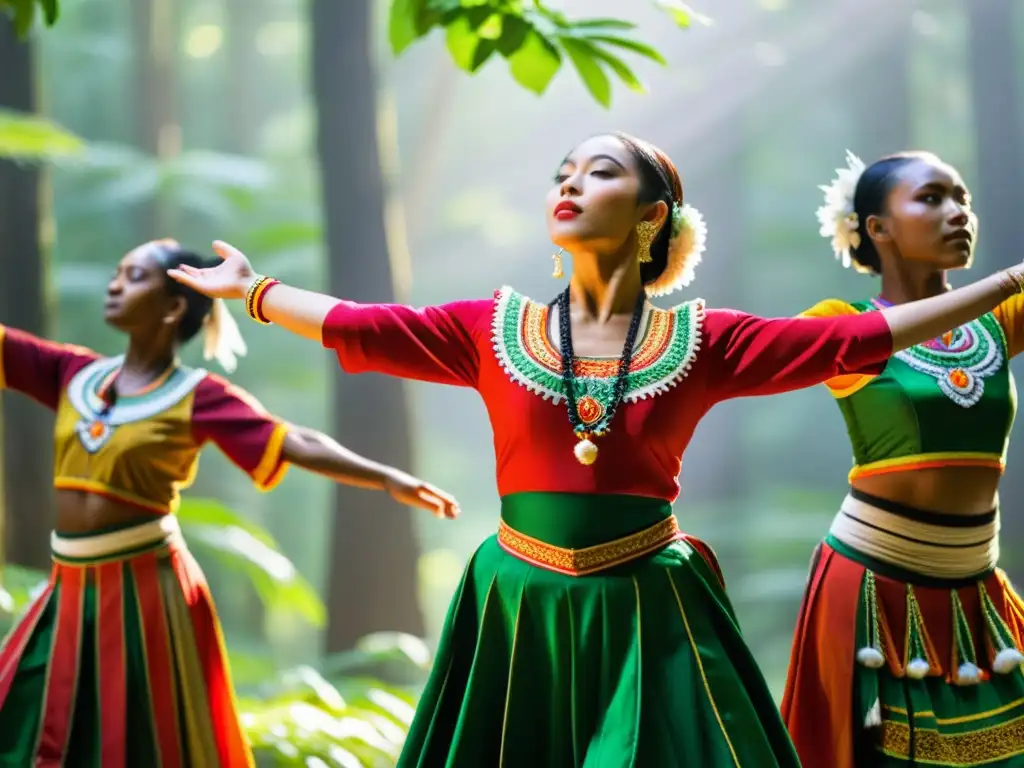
[895,313,1005,408]
[491,286,704,406]
[66,356,208,453]
[859,302,1007,408]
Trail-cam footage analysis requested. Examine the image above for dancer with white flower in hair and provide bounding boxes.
[173,132,1024,766]
[0,239,459,767]
[783,151,1024,767]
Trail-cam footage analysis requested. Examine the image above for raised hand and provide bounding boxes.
[383,469,460,520]
[167,240,257,300]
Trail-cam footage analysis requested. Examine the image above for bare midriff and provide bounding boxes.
[55,489,163,535]
[852,464,1000,517]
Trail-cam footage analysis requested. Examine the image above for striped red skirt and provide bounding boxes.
[0,515,253,766]
[782,491,1024,767]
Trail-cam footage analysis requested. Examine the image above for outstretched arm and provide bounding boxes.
[168,241,487,387]
[192,375,459,518]
[707,268,1024,401]
[883,271,1021,352]
[251,284,339,343]
[282,426,459,519]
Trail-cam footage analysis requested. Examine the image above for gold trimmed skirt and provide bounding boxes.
[783,489,1024,768]
[398,492,802,767]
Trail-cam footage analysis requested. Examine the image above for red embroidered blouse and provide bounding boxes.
[322,288,892,502]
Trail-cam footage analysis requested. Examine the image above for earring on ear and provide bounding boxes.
[636,221,659,264]
[552,248,564,279]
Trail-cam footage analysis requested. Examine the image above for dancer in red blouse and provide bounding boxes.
[173,134,1024,766]
[0,240,458,767]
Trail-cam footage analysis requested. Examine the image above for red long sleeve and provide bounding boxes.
[701,309,893,401]
[191,374,290,491]
[0,325,97,410]
[320,298,491,387]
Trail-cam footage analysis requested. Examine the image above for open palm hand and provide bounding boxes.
[384,470,460,520]
[166,240,257,300]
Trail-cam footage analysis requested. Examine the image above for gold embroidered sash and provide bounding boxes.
[498,515,681,576]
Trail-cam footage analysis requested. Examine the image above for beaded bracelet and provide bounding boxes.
[245,276,280,324]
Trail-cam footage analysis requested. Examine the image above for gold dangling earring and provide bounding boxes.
[552,248,564,279]
[636,221,658,264]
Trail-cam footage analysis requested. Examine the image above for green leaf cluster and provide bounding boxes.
[0,0,58,37]
[0,109,83,161]
[241,633,430,766]
[1,0,710,107]
[388,0,709,107]
[177,498,327,627]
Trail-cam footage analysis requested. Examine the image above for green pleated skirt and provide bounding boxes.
[398,492,800,767]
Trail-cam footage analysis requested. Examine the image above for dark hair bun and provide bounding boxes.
[149,242,215,342]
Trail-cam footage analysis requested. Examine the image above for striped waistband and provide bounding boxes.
[497,515,681,576]
[848,452,1004,481]
[51,515,182,564]
[828,490,998,580]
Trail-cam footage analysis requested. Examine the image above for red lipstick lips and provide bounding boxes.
[554,201,582,220]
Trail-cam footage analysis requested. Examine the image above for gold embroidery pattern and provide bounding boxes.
[881,716,1024,765]
[497,516,681,576]
[520,298,675,377]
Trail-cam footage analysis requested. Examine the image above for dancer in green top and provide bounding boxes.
[784,150,1024,767]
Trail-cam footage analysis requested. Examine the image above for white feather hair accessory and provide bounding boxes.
[816,150,869,271]
[202,298,248,373]
[645,202,707,297]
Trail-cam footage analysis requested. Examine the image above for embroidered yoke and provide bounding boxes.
[326,286,893,500]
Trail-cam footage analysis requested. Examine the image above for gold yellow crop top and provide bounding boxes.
[0,325,290,515]
[802,294,1024,481]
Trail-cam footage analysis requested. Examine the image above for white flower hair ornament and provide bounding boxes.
[645,202,707,297]
[816,150,870,271]
[203,298,248,373]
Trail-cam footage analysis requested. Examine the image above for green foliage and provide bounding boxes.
[240,633,430,766]
[178,498,327,628]
[388,0,709,107]
[0,0,57,37]
[56,143,271,226]
[4,0,709,106]
[0,109,82,161]
[0,563,48,627]
[243,669,414,766]
[653,0,710,29]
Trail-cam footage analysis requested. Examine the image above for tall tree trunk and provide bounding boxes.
[311,0,425,650]
[0,20,54,570]
[222,0,263,156]
[967,0,1024,580]
[130,0,178,239]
